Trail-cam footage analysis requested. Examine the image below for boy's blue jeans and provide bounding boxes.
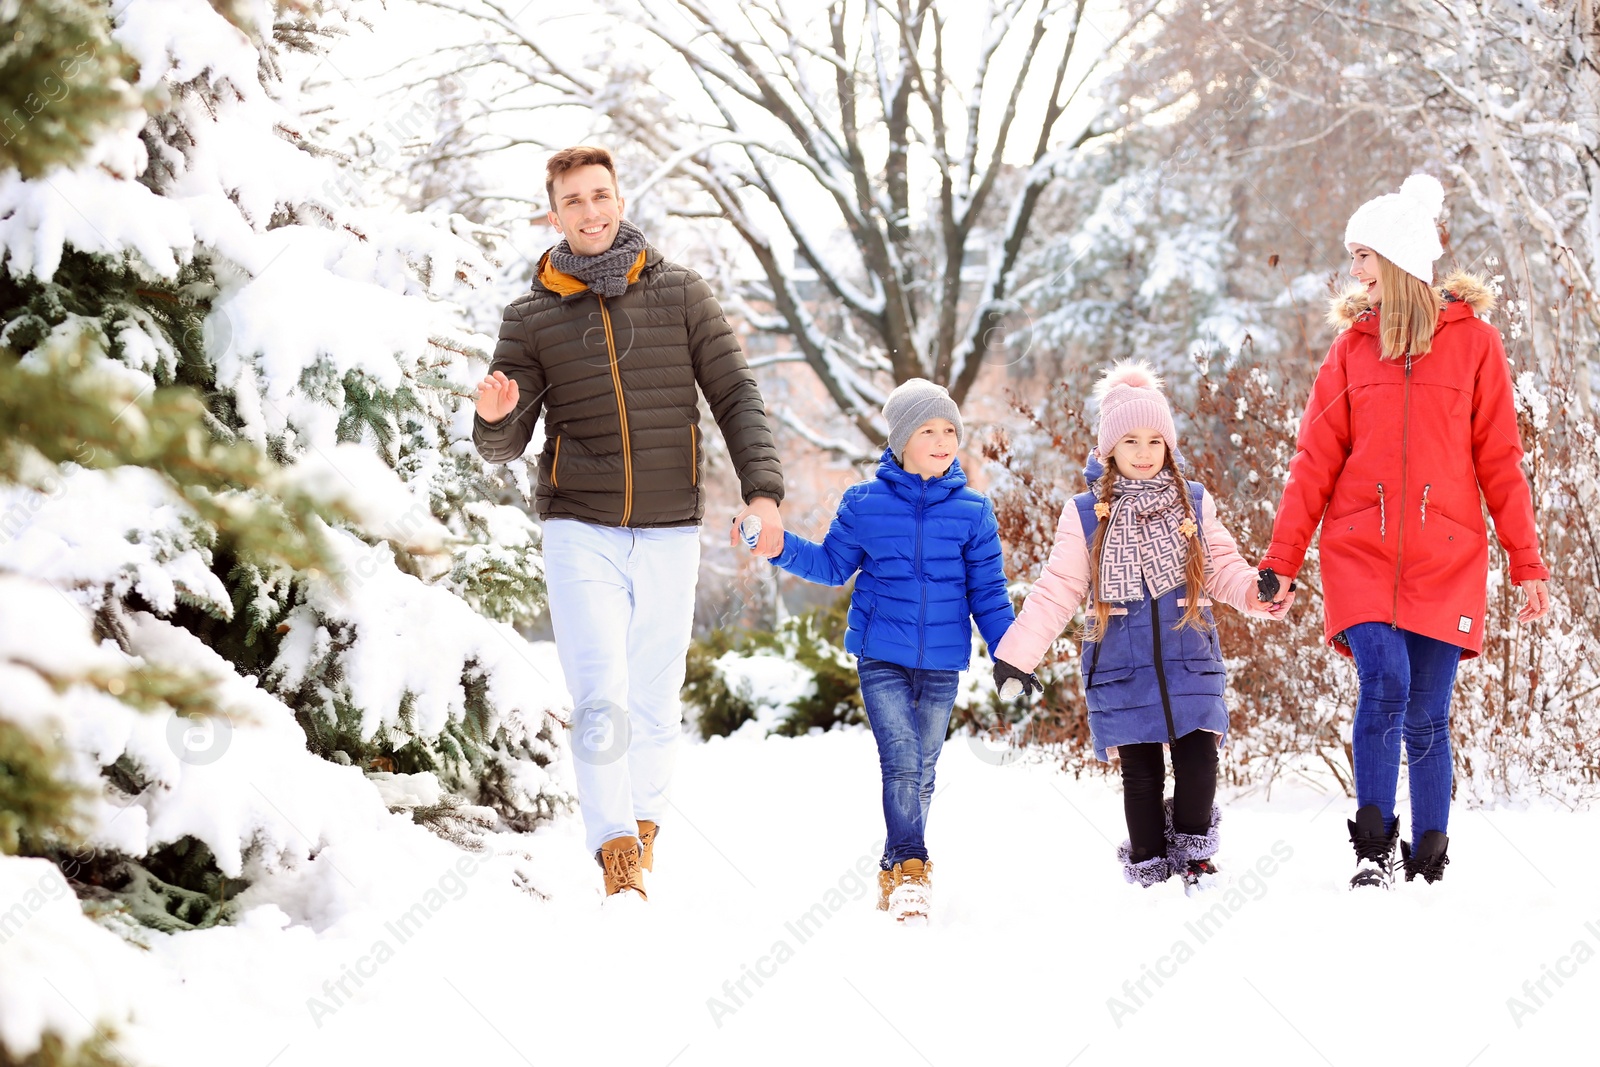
[857,657,960,869]
[1343,623,1462,847]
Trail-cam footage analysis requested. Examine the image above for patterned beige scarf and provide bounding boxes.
[1097,469,1189,603]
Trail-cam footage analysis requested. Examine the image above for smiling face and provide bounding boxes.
[1349,244,1383,305]
[1109,428,1167,480]
[900,418,959,479]
[547,163,625,257]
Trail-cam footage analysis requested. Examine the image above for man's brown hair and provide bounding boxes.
[546,146,619,209]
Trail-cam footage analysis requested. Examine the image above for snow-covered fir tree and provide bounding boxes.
[0,2,572,1057]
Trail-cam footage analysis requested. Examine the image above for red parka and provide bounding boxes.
[1261,270,1548,659]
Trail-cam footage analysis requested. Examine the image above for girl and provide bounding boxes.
[765,379,1014,924]
[1259,174,1551,889]
[991,362,1285,893]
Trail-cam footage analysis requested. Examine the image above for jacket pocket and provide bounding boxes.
[541,436,623,494]
[858,601,878,647]
[1176,612,1223,666]
[1086,615,1136,680]
[689,424,698,487]
[1408,504,1486,588]
[1086,662,1136,688]
[1321,503,1386,563]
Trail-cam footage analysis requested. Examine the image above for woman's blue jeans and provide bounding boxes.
[1343,623,1462,847]
[857,657,960,869]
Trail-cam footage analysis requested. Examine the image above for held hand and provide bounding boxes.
[1256,568,1296,604]
[475,371,519,423]
[993,658,1041,700]
[1517,579,1551,623]
[1261,590,1296,620]
[732,496,785,557]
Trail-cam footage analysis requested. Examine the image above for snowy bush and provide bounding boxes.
[684,600,866,739]
[685,597,1008,742]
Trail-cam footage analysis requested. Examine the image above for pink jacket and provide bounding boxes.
[995,489,1274,672]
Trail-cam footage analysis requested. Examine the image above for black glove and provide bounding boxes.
[1256,568,1298,603]
[993,658,1040,699]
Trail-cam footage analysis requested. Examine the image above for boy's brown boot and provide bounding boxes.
[878,859,937,910]
[637,820,659,872]
[888,858,932,924]
[598,836,648,901]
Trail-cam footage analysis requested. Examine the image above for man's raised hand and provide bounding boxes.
[475,370,519,423]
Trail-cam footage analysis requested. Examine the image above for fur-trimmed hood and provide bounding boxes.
[1326,268,1496,332]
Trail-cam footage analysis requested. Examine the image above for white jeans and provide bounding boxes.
[541,518,701,855]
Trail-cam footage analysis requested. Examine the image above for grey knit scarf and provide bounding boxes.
[1097,469,1189,603]
[547,219,648,300]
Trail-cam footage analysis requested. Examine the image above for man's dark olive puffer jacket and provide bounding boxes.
[473,245,784,527]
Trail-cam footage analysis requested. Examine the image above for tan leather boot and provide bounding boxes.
[637,820,659,872]
[598,836,647,901]
[888,859,931,924]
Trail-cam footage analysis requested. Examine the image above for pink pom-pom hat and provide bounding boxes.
[1094,359,1178,461]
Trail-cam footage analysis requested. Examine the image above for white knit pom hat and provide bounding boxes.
[1094,360,1177,461]
[1343,174,1446,284]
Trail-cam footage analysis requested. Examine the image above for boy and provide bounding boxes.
[765,379,1014,924]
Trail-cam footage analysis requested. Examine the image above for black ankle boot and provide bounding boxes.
[1400,830,1450,884]
[1348,805,1399,890]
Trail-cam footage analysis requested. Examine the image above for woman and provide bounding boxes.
[1259,174,1551,890]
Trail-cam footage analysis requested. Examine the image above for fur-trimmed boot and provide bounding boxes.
[886,859,931,925]
[1348,805,1399,890]
[1117,842,1175,888]
[597,835,647,902]
[1401,830,1450,884]
[637,820,659,872]
[1167,800,1222,896]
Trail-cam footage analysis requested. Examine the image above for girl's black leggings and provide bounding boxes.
[1118,728,1218,862]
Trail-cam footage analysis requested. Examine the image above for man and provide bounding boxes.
[473,145,785,903]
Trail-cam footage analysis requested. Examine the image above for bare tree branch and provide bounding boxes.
[414,0,1162,442]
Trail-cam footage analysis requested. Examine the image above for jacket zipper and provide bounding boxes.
[689,425,697,487]
[1149,593,1178,743]
[1377,483,1386,542]
[915,480,927,668]
[552,435,561,488]
[598,295,633,525]
[1392,352,1414,627]
[1420,483,1431,528]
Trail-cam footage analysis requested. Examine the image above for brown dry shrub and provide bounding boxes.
[984,334,1600,803]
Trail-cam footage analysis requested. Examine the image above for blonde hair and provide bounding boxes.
[1375,252,1441,361]
[1083,449,1210,643]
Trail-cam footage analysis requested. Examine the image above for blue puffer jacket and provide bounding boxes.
[771,450,1014,671]
[1077,454,1228,760]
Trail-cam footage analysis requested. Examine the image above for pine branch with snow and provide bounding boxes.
[0,17,571,1055]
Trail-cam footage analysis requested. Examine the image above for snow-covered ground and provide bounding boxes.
[5,643,1594,1066]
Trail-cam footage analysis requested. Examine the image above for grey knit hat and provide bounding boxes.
[883,378,963,464]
